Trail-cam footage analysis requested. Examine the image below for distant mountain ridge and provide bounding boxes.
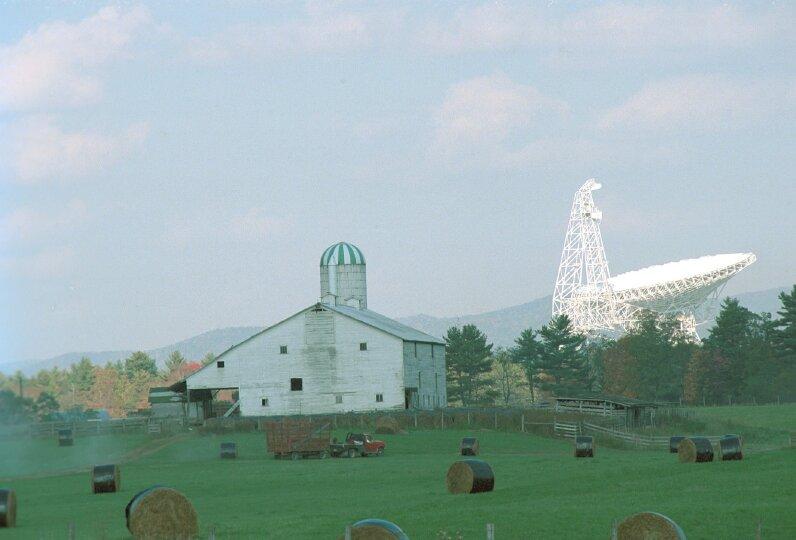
[1,327,263,376]
[2,286,788,375]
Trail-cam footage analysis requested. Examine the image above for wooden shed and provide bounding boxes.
[554,393,660,427]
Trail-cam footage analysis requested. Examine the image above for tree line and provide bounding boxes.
[0,351,214,424]
[444,285,796,407]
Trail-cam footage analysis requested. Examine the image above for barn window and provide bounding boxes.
[360,342,367,351]
[216,361,225,368]
[376,393,383,403]
[290,378,303,391]
[280,345,288,354]
[261,398,269,407]
[335,394,343,404]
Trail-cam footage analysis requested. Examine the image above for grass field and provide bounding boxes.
[1,425,794,539]
[687,403,796,432]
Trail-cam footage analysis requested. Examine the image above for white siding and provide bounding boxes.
[403,342,447,409]
[185,306,405,416]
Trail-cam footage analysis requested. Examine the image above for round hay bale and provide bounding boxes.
[574,436,594,458]
[460,437,479,456]
[677,437,714,463]
[0,488,16,528]
[375,416,400,435]
[668,436,685,454]
[617,511,686,540]
[718,435,743,461]
[125,486,198,539]
[220,442,237,459]
[446,459,494,494]
[91,464,120,494]
[340,519,410,540]
[58,428,74,447]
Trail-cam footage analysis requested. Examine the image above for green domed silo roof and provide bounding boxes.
[320,242,366,266]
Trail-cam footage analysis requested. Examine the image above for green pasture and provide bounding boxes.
[1,425,794,539]
[687,403,796,432]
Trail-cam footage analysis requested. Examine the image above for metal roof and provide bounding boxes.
[320,242,366,266]
[325,304,445,344]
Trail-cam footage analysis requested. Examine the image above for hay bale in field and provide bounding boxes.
[574,436,594,458]
[677,437,714,463]
[125,486,198,539]
[446,459,494,494]
[669,436,685,453]
[460,437,479,456]
[0,489,16,528]
[91,464,121,493]
[220,442,237,459]
[339,519,410,540]
[375,416,400,435]
[58,428,74,447]
[718,435,743,461]
[617,511,686,540]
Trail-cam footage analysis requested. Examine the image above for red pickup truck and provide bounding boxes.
[348,432,385,457]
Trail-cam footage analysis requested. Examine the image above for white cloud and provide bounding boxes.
[1,199,88,244]
[184,7,401,62]
[229,208,288,242]
[0,5,152,111]
[417,2,790,59]
[10,116,149,183]
[599,75,795,131]
[0,245,77,279]
[433,73,568,160]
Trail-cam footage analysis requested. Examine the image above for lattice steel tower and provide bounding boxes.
[552,179,616,333]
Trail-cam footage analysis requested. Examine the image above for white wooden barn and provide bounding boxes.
[170,242,446,418]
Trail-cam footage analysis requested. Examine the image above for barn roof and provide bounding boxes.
[326,304,445,345]
[169,303,444,392]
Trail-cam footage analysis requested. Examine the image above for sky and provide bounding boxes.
[0,1,794,361]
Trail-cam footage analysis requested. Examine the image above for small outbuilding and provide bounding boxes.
[553,393,660,427]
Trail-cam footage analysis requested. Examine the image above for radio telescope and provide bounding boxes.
[552,179,756,339]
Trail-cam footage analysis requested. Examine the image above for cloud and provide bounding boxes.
[0,245,77,279]
[229,208,289,242]
[0,199,88,244]
[184,6,402,62]
[598,75,796,131]
[10,116,149,183]
[433,73,568,161]
[0,5,152,111]
[417,2,790,59]
[161,207,290,248]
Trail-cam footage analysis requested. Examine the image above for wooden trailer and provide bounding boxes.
[264,418,331,460]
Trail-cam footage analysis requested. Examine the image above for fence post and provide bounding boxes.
[467,412,471,426]
[611,519,618,540]
[521,413,525,433]
[344,524,353,540]
[414,413,418,428]
[755,518,762,540]
[68,522,76,540]
[494,412,498,430]
[486,523,495,540]
[441,411,444,430]
[208,526,216,540]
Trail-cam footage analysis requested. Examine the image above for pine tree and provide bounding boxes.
[536,315,590,395]
[165,351,187,375]
[704,298,758,401]
[773,285,796,360]
[124,351,158,377]
[511,328,542,401]
[445,325,494,406]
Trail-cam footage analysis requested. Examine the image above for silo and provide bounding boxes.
[320,242,367,309]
